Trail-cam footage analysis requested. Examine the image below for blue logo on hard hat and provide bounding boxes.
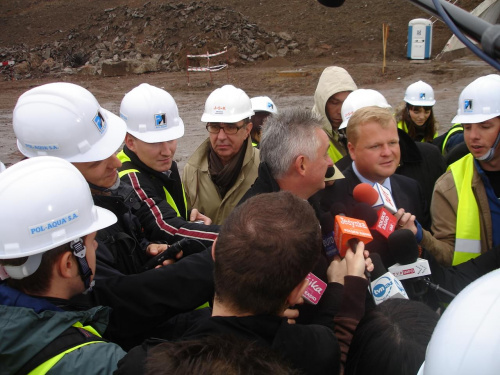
[154,113,167,129]
[419,92,426,100]
[93,111,106,134]
[464,99,473,113]
[267,102,274,110]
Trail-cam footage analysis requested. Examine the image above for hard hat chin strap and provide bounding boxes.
[70,238,94,293]
[475,131,500,162]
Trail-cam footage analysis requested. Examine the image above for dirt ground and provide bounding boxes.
[0,0,497,171]
[0,56,496,171]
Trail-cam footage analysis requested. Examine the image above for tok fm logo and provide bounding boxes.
[93,111,106,134]
[464,99,473,112]
[154,113,167,129]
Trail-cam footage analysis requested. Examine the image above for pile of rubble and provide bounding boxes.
[0,1,302,80]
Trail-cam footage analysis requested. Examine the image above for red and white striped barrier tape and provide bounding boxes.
[187,64,228,72]
[1,61,15,67]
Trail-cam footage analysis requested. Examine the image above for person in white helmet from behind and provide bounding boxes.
[418,268,500,375]
[334,89,445,219]
[249,96,278,147]
[118,83,219,237]
[13,82,217,350]
[397,80,439,143]
[400,74,500,267]
[182,84,260,224]
[0,156,126,374]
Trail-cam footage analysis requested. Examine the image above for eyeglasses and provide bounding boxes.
[206,122,246,135]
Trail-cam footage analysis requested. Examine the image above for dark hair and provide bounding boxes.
[214,191,321,315]
[345,299,439,375]
[398,103,437,143]
[145,335,301,375]
[0,243,71,295]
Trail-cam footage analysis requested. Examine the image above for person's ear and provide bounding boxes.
[57,251,76,279]
[125,133,136,151]
[347,141,356,161]
[245,122,253,137]
[293,155,307,176]
[211,238,217,261]
[287,278,309,306]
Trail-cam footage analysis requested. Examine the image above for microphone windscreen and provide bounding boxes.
[330,202,348,217]
[352,202,378,227]
[353,183,379,205]
[387,229,419,265]
[319,212,335,235]
[325,165,335,178]
[317,0,346,7]
[370,253,387,280]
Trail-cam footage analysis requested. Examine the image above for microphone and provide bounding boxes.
[386,230,456,299]
[353,183,398,239]
[320,212,339,259]
[333,214,373,257]
[142,238,207,271]
[303,272,327,305]
[317,0,346,8]
[369,253,409,305]
[387,230,431,280]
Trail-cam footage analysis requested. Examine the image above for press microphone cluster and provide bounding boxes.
[386,229,456,299]
[353,183,398,239]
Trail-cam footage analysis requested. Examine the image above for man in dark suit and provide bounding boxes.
[316,106,430,267]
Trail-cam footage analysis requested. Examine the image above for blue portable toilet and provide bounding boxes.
[407,18,432,59]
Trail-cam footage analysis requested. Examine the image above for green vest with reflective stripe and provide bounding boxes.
[29,322,103,375]
[449,153,481,265]
[397,120,438,141]
[117,150,188,218]
[327,140,343,163]
[441,124,463,154]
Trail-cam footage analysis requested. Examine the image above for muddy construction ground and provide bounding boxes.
[0,0,497,170]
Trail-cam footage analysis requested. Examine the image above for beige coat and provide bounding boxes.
[182,138,259,225]
[420,160,493,266]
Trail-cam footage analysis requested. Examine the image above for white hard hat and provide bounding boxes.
[452,74,500,124]
[404,80,436,106]
[339,89,392,130]
[201,85,254,123]
[120,83,184,143]
[251,96,278,114]
[13,82,126,162]
[0,161,5,173]
[0,156,116,263]
[418,269,500,375]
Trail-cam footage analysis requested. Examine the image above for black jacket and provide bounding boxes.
[335,129,446,212]
[119,145,219,246]
[73,185,216,351]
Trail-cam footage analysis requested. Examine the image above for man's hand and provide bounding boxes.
[394,208,417,235]
[282,307,300,324]
[146,243,168,256]
[344,241,374,279]
[327,255,347,284]
[190,209,212,225]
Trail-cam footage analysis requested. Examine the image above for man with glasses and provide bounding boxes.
[183,85,260,224]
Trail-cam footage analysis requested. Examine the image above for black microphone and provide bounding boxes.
[142,238,207,271]
[317,0,346,8]
[386,230,456,299]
